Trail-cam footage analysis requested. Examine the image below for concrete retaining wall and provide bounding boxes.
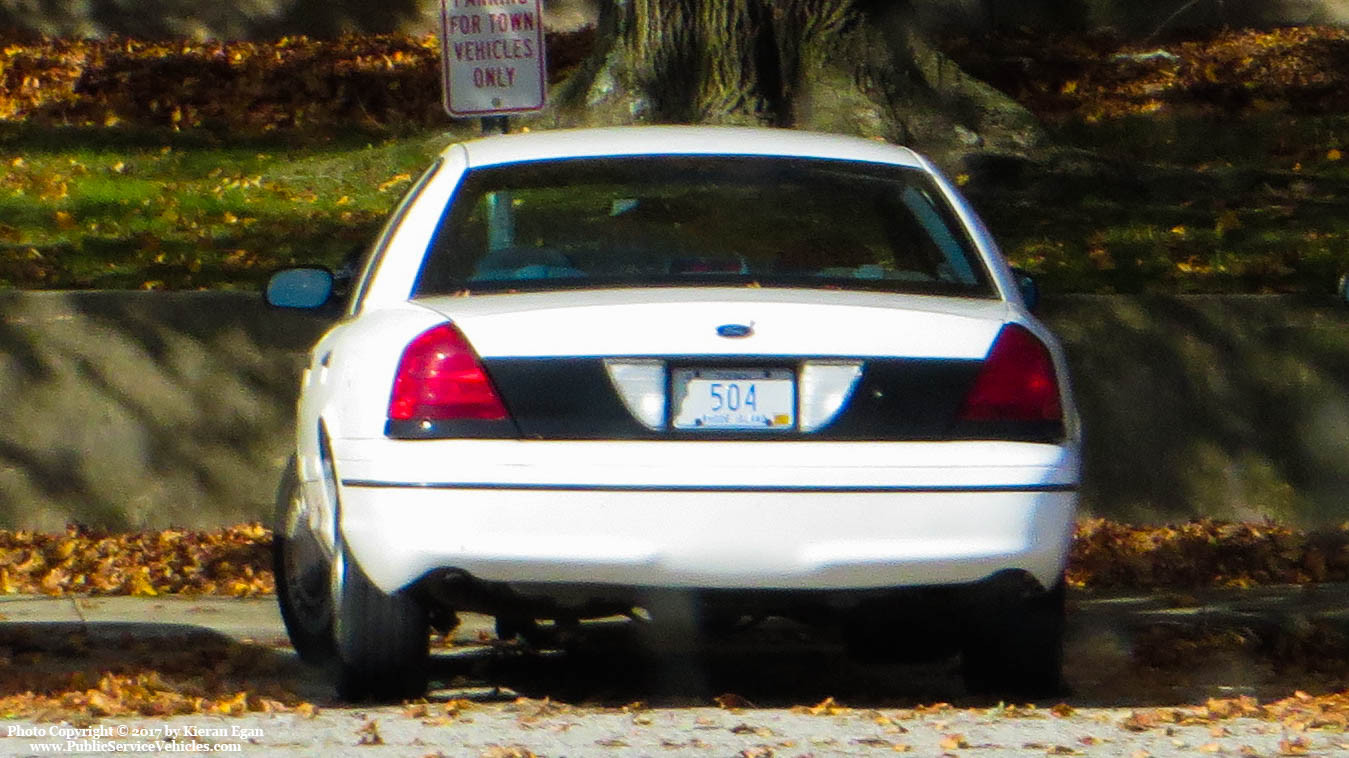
[0,291,325,531]
[1,291,1347,530]
[1041,295,1349,526]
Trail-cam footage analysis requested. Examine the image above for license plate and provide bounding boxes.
[671,368,795,430]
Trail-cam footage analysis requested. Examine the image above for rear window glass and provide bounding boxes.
[413,156,995,298]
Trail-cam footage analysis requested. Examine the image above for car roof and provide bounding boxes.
[450,126,927,169]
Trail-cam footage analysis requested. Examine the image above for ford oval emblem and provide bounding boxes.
[716,323,754,338]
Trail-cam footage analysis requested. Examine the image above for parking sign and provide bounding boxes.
[439,0,548,118]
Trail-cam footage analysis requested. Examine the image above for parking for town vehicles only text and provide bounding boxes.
[439,0,547,117]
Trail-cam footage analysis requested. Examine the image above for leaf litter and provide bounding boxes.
[0,32,593,134]
[944,26,1349,123]
[0,623,315,720]
[0,523,272,597]
[0,518,1348,726]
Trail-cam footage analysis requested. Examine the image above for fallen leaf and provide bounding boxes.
[480,747,537,758]
[801,696,849,716]
[716,693,754,710]
[940,734,969,750]
[1279,737,1312,755]
[379,173,414,192]
[356,719,383,746]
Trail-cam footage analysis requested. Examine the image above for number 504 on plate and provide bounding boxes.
[671,368,795,430]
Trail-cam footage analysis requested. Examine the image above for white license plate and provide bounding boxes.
[671,369,795,430]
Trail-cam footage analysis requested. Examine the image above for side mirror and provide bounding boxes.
[1011,267,1040,312]
[265,267,335,310]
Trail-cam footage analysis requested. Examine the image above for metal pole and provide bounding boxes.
[481,116,509,136]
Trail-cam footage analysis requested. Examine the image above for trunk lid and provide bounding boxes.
[414,287,1009,359]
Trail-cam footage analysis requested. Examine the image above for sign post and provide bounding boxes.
[439,0,548,134]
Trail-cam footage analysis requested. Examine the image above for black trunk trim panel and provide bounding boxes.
[388,356,1065,443]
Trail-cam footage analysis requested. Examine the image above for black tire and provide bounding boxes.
[960,580,1066,699]
[273,457,337,664]
[334,542,430,702]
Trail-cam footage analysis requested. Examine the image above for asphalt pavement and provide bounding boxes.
[4,583,1346,649]
[0,586,1347,756]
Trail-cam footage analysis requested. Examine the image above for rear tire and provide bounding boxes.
[334,542,430,702]
[273,457,336,664]
[960,579,1066,698]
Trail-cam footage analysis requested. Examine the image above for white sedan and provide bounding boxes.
[266,126,1081,701]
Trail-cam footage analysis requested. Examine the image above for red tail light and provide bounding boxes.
[388,323,508,421]
[959,324,1062,422]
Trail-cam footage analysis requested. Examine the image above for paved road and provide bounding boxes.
[0,586,1347,756]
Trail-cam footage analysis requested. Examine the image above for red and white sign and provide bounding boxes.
[439,0,548,118]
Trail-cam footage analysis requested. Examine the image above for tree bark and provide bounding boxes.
[549,0,1043,159]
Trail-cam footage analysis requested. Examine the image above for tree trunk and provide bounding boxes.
[549,0,1043,159]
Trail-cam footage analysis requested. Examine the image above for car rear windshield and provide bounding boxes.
[413,156,997,298]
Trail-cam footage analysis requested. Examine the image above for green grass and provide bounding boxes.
[970,112,1349,294]
[0,125,468,289]
[2,109,1348,293]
